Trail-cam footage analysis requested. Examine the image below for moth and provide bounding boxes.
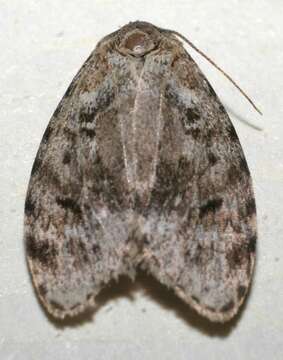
[24,21,257,322]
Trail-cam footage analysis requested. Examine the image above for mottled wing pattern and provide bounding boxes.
[25,21,256,322]
[142,51,256,322]
[24,49,136,318]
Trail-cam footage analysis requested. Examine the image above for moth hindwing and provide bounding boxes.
[24,21,256,322]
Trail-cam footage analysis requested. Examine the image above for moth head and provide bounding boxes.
[116,21,162,57]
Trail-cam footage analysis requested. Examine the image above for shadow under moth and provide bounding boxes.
[24,21,257,322]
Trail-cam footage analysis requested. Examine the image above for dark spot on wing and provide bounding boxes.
[192,244,203,266]
[226,124,239,142]
[239,156,250,175]
[80,88,114,124]
[42,126,53,144]
[227,164,236,183]
[191,295,200,304]
[206,81,217,98]
[78,240,89,263]
[25,195,35,216]
[220,300,235,312]
[97,89,114,109]
[66,237,75,256]
[92,217,102,231]
[185,108,200,123]
[87,293,94,301]
[227,159,249,184]
[247,235,256,253]
[164,85,201,135]
[62,151,71,164]
[64,127,77,142]
[207,152,218,166]
[79,89,114,146]
[90,154,126,211]
[218,103,226,113]
[199,198,223,217]
[226,244,246,269]
[26,235,57,267]
[80,128,96,137]
[142,234,150,245]
[53,103,62,118]
[246,198,256,216]
[64,81,76,97]
[185,243,212,267]
[164,84,179,106]
[70,303,80,310]
[31,156,42,175]
[189,127,200,139]
[56,197,81,215]
[183,108,201,135]
[38,284,48,297]
[205,128,215,147]
[80,110,97,123]
[92,244,100,254]
[150,160,181,210]
[237,285,247,301]
[50,300,65,311]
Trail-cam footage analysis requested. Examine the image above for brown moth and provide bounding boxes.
[24,21,256,322]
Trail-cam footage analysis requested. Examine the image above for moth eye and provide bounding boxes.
[119,30,157,57]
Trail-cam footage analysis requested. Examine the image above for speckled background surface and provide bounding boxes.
[1,1,282,359]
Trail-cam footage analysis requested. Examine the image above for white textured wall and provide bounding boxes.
[1,1,282,359]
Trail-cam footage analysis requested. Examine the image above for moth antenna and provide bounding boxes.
[166,30,262,115]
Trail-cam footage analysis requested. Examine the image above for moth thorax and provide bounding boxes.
[119,30,157,57]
